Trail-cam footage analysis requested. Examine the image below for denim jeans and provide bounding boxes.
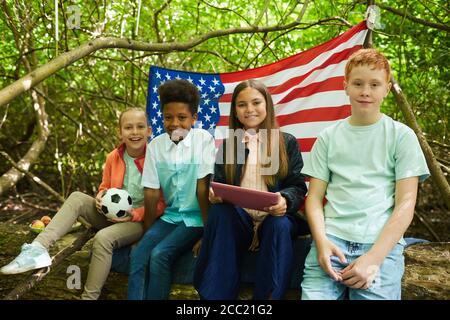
[194,203,296,300]
[301,234,405,300]
[127,219,202,300]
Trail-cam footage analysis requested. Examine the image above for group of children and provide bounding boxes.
[0,49,429,300]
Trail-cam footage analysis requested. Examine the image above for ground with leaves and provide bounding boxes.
[0,178,448,300]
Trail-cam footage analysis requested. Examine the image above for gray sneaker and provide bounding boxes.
[0,242,52,274]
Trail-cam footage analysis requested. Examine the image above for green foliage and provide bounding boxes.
[0,0,448,196]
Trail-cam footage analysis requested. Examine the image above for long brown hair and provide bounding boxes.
[225,80,288,186]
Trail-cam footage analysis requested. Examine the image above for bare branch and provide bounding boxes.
[4,227,95,300]
[0,151,65,203]
[0,17,351,108]
[378,3,450,33]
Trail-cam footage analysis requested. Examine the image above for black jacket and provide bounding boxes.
[213,132,309,235]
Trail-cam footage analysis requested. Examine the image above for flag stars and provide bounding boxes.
[197,85,203,92]
[204,114,211,122]
[151,117,157,125]
[157,110,162,118]
[208,86,215,93]
[155,71,161,79]
[199,77,206,86]
[214,93,221,98]
[201,93,208,99]
[175,74,181,80]
[209,106,217,113]
[187,76,193,83]
[212,78,219,86]
[156,126,162,134]
[152,86,158,93]
[209,123,215,129]
[165,73,171,80]
[198,106,203,113]
[152,101,158,109]
[197,122,204,129]
[203,98,210,105]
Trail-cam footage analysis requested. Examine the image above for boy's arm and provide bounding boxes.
[197,175,211,226]
[192,175,211,257]
[143,187,161,232]
[306,178,347,281]
[341,176,419,289]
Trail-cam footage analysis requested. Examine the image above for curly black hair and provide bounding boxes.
[158,79,199,115]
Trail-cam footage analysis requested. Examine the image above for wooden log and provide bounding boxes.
[3,227,95,300]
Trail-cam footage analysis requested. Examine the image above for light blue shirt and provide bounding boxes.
[142,128,216,227]
[302,115,430,244]
[123,151,144,209]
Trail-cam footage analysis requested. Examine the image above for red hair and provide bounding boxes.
[345,48,391,81]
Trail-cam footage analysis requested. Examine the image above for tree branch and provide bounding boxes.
[390,77,450,210]
[3,227,95,300]
[0,151,65,203]
[0,17,351,108]
[378,3,450,33]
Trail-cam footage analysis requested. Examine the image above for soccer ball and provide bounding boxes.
[101,188,132,220]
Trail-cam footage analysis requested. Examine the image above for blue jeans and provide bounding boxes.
[194,203,296,300]
[127,219,202,300]
[301,234,405,300]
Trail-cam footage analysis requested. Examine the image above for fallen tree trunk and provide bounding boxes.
[3,226,95,300]
[0,223,448,300]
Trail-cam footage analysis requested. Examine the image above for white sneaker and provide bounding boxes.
[0,242,52,274]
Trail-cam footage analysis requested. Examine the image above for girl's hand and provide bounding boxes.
[209,187,223,204]
[95,190,107,214]
[340,253,381,289]
[265,192,287,216]
[108,210,133,223]
[316,238,347,282]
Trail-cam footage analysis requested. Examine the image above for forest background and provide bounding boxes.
[0,1,448,244]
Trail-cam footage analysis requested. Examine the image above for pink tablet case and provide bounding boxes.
[211,182,278,211]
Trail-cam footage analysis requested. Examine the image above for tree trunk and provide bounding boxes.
[0,17,350,109]
[390,77,450,210]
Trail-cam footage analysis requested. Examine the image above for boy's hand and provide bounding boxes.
[108,210,133,223]
[209,187,223,204]
[95,190,107,214]
[192,239,202,257]
[265,192,286,216]
[317,239,347,282]
[340,253,381,289]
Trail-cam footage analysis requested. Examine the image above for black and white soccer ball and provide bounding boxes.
[101,188,133,220]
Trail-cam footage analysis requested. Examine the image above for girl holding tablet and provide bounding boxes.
[193,79,307,300]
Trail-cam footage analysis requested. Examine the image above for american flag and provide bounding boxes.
[146,21,368,167]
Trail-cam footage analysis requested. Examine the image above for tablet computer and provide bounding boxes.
[211,182,279,211]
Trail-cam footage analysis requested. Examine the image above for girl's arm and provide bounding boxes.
[97,153,113,197]
[143,187,162,232]
[306,178,346,282]
[341,177,418,289]
[95,153,113,212]
[279,133,308,214]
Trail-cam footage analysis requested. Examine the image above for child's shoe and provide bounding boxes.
[0,242,52,274]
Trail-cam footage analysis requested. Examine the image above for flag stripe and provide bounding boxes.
[219,48,357,103]
[219,105,350,127]
[147,21,368,172]
[218,90,351,118]
[220,21,367,84]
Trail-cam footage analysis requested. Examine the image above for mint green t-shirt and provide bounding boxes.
[123,151,144,209]
[301,115,429,244]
